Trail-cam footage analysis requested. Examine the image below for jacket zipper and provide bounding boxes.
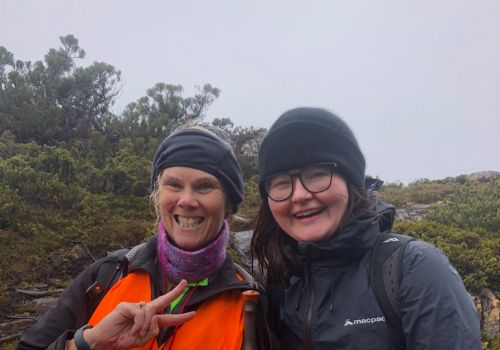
[305,262,314,350]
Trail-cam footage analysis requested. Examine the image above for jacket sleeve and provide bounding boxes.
[16,258,106,350]
[399,241,481,350]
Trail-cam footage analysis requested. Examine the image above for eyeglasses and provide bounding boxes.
[264,163,337,202]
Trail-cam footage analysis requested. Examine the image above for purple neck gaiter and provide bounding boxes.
[156,220,229,283]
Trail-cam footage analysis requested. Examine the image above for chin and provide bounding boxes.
[298,230,334,243]
[180,241,201,251]
[171,236,199,250]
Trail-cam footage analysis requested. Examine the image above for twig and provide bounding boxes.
[15,288,64,297]
[82,242,97,262]
[0,332,22,344]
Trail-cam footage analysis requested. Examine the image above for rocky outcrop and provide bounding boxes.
[231,230,259,274]
[0,318,35,344]
[467,171,500,183]
[395,203,432,221]
[474,288,500,338]
[31,297,58,315]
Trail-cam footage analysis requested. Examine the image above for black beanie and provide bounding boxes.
[151,127,244,213]
[258,107,365,198]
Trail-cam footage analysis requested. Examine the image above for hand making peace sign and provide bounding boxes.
[67,279,196,350]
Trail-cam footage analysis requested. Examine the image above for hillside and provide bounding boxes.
[0,36,499,348]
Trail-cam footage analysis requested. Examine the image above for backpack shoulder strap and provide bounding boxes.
[234,262,261,291]
[370,232,415,340]
[85,244,146,314]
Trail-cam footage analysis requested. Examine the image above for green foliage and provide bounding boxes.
[0,278,14,317]
[119,83,220,139]
[380,177,463,205]
[0,131,155,306]
[0,341,17,350]
[1,35,121,144]
[393,220,500,292]
[0,36,237,319]
[0,35,498,342]
[211,119,265,180]
[484,332,500,350]
[230,176,261,231]
[384,175,499,299]
[425,180,500,234]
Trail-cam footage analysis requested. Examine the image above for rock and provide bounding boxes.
[232,230,252,256]
[231,230,262,279]
[48,278,65,288]
[395,203,432,221]
[231,230,253,270]
[70,244,87,260]
[467,171,500,183]
[32,297,58,315]
[0,319,35,338]
[478,288,500,337]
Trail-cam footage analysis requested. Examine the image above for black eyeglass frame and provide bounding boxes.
[264,162,338,202]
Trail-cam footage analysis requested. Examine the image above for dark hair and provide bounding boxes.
[251,183,374,286]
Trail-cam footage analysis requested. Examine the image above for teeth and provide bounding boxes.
[295,208,321,217]
[176,216,203,228]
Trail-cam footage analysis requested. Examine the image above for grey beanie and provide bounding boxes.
[258,107,366,198]
[151,127,244,213]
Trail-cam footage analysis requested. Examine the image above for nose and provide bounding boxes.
[291,177,312,203]
[177,189,198,208]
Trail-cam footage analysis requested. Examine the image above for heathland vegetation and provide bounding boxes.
[1,36,498,348]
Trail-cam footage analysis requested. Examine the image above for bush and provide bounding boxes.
[393,220,500,292]
[380,178,462,205]
[425,180,500,234]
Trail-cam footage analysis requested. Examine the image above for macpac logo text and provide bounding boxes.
[344,317,386,327]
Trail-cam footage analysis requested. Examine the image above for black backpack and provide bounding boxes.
[370,231,415,344]
[366,177,416,342]
[84,243,145,311]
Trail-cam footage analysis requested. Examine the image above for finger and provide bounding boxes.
[138,302,156,339]
[132,317,161,348]
[150,279,188,312]
[129,303,147,336]
[155,310,196,327]
[149,316,160,337]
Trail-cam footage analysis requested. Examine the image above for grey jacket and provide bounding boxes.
[271,215,481,350]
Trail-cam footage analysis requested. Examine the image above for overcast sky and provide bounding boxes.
[1,0,499,184]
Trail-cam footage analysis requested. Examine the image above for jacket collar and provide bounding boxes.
[296,216,379,266]
[128,236,257,303]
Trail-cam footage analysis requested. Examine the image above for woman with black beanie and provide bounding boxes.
[252,107,480,349]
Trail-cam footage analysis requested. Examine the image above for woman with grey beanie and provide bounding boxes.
[251,107,480,349]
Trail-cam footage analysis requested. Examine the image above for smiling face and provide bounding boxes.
[268,169,349,243]
[158,167,228,251]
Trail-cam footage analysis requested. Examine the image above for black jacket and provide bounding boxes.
[271,214,481,350]
[17,236,278,350]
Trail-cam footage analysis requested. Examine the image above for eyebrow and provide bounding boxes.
[161,173,219,183]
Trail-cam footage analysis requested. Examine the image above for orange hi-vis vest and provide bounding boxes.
[88,270,245,350]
